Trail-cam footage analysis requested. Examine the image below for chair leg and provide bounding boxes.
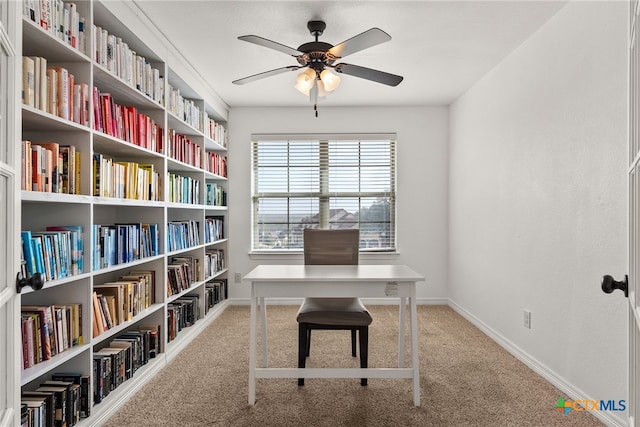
[298,323,307,386]
[359,326,368,386]
[306,328,311,357]
[351,329,357,357]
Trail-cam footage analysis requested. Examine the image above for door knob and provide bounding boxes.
[16,271,44,294]
[601,274,628,298]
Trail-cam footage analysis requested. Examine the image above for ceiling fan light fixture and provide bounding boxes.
[295,68,316,95]
[317,78,330,98]
[320,69,340,92]
[234,20,403,117]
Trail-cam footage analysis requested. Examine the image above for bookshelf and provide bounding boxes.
[18,1,229,425]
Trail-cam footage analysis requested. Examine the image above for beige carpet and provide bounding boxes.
[102,305,603,426]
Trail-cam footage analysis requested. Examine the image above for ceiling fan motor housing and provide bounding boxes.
[307,20,326,38]
[297,20,336,70]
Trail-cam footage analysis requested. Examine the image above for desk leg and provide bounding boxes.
[410,293,420,406]
[260,297,268,367]
[398,297,406,368]
[249,287,257,405]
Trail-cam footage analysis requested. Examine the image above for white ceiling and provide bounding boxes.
[133,1,567,109]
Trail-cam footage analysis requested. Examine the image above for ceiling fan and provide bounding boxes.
[232,20,403,116]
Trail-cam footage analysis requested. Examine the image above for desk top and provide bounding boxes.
[243,264,425,283]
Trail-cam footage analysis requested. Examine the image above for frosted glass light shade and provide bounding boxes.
[295,69,316,95]
[320,69,340,92]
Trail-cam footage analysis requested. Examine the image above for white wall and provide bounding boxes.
[227,106,449,301]
[449,0,628,421]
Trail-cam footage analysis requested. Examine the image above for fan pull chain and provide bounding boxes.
[314,104,318,117]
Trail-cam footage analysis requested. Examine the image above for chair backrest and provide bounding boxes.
[303,228,359,265]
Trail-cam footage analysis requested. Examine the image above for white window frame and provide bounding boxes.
[251,133,397,254]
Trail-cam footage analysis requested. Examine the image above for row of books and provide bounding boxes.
[22,373,90,427]
[22,57,90,127]
[167,220,200,252]
[205,249,225,279]
[206,182,227,207]
[92,87,164,153]
[167,172,200,204]
[22,141,80,194]
[204,151,228,178]
[93,153,161,201]
[167,84,203,132]
[21,226,83,283]
[166,128,202,168]
[167,256,198,296]
[94,325,160,405]
[167,295,199,342]
[205,216,225,243]
[93,25,164,105]
[21,303,82,370]
[23,0,87,54]
[204,279,228,315]
[204,116,228,148]
[92,270,155,338]
[92,223,160,270]
[167,281,228,342]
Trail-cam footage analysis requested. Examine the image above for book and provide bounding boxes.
[30,56,41,109]
[59,145,76,194]
[31,235,47,281]
[98,294,113,329]
[52,306,65,353]
[92,291,106,336]
[91,294,100,338]
[22,56,35,107]
[21,231,37,277]
[74,151,81,194]
[46,67,57,116]
[31,144,43,192]
[50,66,69,120]
[21,316,35,368]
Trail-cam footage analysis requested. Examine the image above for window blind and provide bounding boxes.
[252,135,396,251]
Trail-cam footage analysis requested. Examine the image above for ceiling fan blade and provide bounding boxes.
[238,35,302,57]
[328,28,391,59]
[232,66,302,85]
[333,63,403,86]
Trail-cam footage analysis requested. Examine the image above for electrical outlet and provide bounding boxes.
[523,310,531,329]
[234,272,242,283]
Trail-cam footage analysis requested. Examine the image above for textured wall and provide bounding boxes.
[449,0,628,420]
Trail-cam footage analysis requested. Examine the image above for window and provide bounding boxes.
[252,134,396,251]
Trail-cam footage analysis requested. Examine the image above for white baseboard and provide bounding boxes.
[447,299,626,427]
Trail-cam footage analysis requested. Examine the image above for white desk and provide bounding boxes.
[243,264,425,406]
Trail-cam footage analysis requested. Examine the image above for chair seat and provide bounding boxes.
[296,297,373,326]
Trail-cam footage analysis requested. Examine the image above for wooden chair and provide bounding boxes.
[297,228,372,386]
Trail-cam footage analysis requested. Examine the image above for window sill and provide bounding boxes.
[249,251,400,261]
